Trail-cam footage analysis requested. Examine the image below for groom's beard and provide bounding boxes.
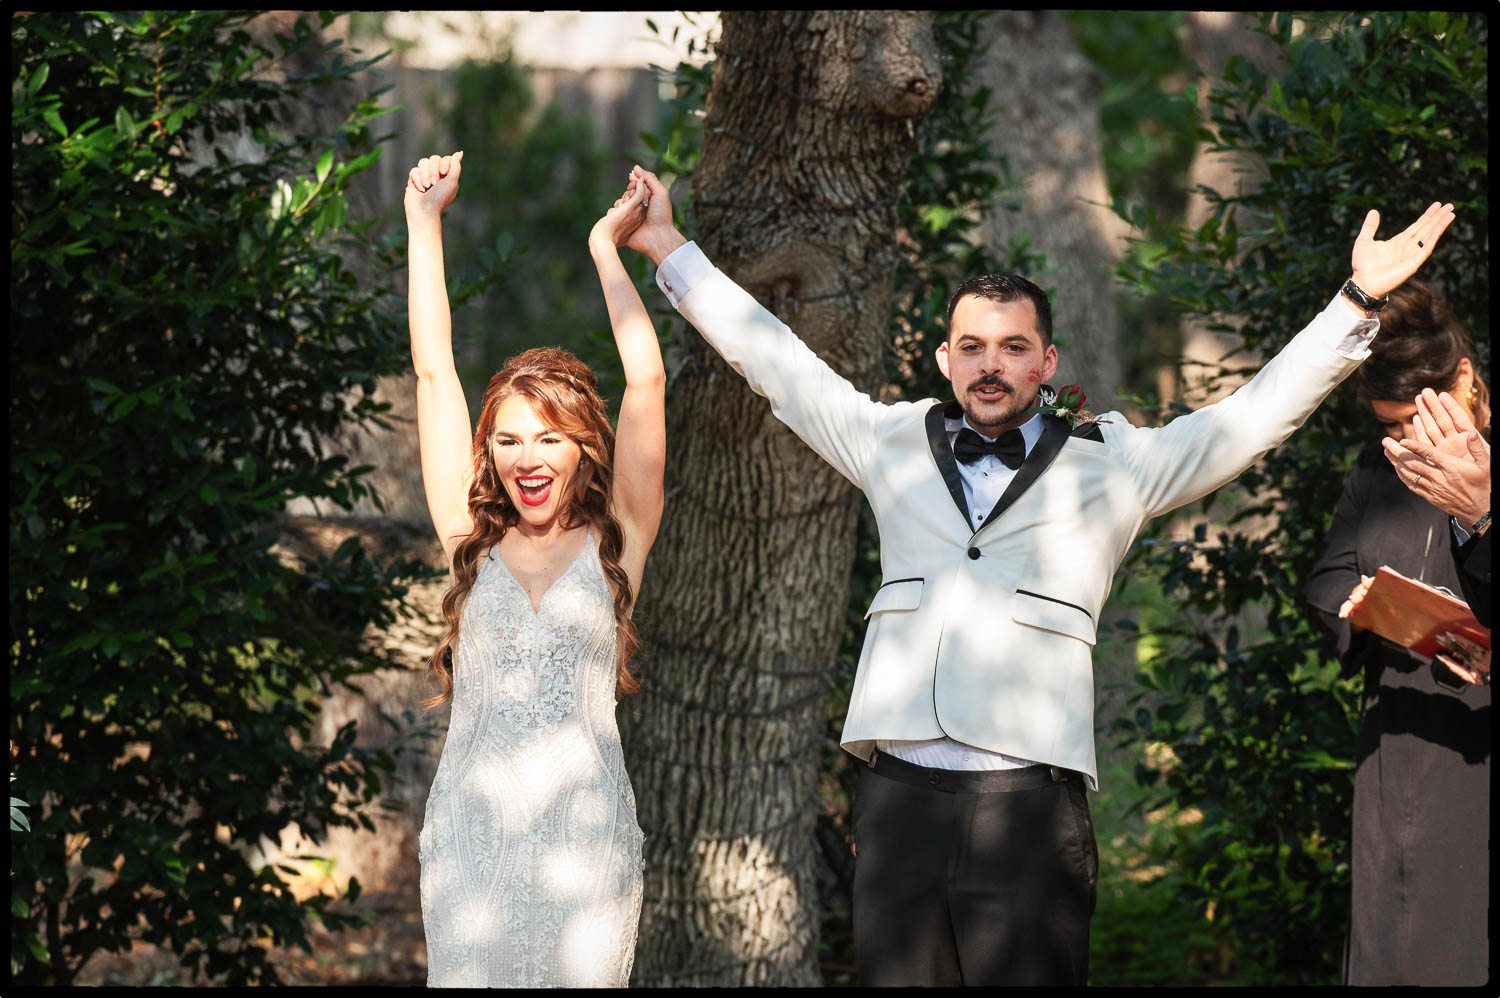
[961,375,1039,434]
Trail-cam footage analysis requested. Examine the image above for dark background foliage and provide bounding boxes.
[10,11,431,984]
[1106,10,1488,983]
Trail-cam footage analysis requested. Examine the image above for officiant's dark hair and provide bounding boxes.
[1354,278,1490,431]
[946,274,1053,347]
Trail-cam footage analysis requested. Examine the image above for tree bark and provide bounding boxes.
[971,11,1128,407]
[620,11,940,986]
[1172,12,1285,405]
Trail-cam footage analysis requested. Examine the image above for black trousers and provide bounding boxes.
[852,752,1098,986]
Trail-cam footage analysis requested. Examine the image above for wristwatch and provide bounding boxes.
[1471,510,1492,535]
[1341,278,1389,314]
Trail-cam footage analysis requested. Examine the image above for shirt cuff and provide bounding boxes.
[1323,292,1382,360]
[655,240,714,310]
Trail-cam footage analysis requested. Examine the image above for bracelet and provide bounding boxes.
[1470,510,1491,534]
[1340,278,1390,314]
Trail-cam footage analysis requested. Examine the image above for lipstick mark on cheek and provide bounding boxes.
[1027,369,1040,384]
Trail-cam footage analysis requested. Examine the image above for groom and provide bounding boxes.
[622,166,1454,986]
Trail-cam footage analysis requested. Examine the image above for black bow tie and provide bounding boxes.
[953,427,1026,469]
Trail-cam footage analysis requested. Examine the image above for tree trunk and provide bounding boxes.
[620,11,940,987]
[1172,12,1285,405]
[971,11,1128,407]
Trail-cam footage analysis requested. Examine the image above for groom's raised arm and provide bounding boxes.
[1115,201,1457,520]
[629,169,887,488]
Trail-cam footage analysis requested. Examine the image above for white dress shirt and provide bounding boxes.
[949,413,1046,532]
[878,415,1046,772]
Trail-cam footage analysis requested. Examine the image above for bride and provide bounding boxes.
[404,151,665,987]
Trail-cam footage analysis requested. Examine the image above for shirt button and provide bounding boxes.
[968,547,980,560]
[928,772,940,786]
[962,752,970,761]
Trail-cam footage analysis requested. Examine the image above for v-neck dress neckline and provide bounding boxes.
[490,527,594,616]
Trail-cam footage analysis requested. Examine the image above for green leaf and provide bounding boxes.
[43,108,68,138]
[29,62,51,96]
[316,148,334,182]
[86,377,124,396]
[114,105,138,141]
[199,483,219,505]
[61,632,103,653]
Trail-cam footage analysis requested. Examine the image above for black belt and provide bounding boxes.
[867,748,1083,794]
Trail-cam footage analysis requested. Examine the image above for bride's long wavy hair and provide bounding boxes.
[422,347,641,708]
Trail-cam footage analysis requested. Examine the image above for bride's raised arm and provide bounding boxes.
[405,151,476,564]
[587,170,667,587]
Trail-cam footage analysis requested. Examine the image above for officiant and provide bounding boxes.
[1303,277,1489,987]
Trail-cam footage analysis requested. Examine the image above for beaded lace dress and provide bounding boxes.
[419,530,644,987]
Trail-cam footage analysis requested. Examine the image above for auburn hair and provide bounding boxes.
[422,347,641,708]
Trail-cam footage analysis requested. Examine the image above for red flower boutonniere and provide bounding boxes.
[1028,384,1111,429]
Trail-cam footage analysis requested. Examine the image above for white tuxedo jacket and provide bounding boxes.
[671,257,1378,789]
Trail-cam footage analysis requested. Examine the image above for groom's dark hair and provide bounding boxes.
[945,273,1053,348]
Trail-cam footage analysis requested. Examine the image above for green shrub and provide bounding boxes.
[10,11,432,984]
[1108,11,1487,983]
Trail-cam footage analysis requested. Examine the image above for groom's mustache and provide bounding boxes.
[968,375,1014,395]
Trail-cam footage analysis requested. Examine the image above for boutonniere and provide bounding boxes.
[1028,384,1111,429]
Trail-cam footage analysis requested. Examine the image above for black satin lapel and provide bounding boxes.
[977,414,1070,532]
[926,401,971,528]
[1071,420,1104,443]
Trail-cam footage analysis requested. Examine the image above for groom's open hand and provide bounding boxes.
[1349,200,1456,300]
[622,166,687,266]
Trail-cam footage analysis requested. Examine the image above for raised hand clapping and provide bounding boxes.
[1383,389,1491,527]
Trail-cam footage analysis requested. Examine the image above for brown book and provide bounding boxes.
[1350,565,1491,657]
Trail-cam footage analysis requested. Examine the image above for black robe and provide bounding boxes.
[1304,442,1489,986]
[1454,528,1491,628]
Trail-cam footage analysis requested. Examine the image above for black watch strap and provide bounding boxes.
[1341,278,1389,313]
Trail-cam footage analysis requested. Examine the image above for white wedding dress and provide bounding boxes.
[419,530,644,987]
